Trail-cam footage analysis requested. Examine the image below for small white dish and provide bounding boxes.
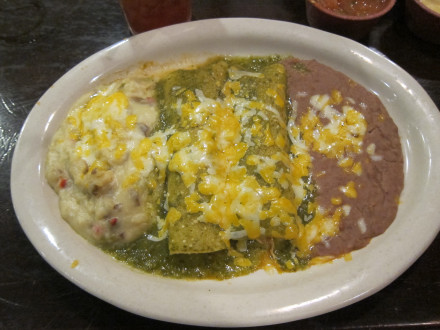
[11,18,440,327]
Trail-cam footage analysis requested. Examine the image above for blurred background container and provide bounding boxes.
[305,0,396,40]
[405,0,440,44]
[119,0,191,34]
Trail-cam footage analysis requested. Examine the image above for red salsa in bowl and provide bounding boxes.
[314,0,391,17]
[306,0,396,39]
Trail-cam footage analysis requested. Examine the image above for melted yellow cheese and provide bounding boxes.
[301,94,367,163]
[63,86,173,197]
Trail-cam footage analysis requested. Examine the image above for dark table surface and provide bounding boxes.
[1,0,439,329]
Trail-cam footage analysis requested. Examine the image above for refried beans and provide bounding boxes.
[282,57,404,257]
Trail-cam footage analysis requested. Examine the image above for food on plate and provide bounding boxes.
[45,55,404,279]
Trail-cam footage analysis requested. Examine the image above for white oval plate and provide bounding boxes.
[11,18,440,327]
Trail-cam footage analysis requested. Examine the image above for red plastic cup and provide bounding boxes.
[119,0,192,34]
